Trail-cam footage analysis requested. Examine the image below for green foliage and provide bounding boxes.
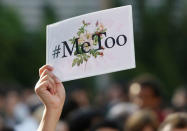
[0,3,25,81]
[0,2,57,86]
[72,54,90,67]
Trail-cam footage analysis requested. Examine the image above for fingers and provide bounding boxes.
[40,75,56,92]
[35,81,48,94]
[38,65,62,95]
[40,69,55,79]
[36,80,55,95]
[55,77,61,84]
[40,69,60,85]
[39,65,59,95]
[39,65,53,77]
[48,81,55,95]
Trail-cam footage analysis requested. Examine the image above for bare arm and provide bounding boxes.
[35,65,66,131]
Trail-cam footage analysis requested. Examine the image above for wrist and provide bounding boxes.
[37,106,62,131]
[44,101,64,111]
[44,107,62,126]
[45,105,62,116]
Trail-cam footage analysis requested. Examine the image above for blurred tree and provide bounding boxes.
[0,3,25,82]
[112,0,187,98]
[0,2,58,86]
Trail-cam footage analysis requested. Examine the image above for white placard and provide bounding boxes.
[46,5,135,82]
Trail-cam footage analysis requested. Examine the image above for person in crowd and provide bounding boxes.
[67,108,103,131]
[158,112,187,131]
[106,83,128,105]
[70,88,90,108]
[3,86,39,131]
[0,114,14,131]
[125,110,159,131]
[90,119,123,131]
[56,120,69,131]
[107,102,138,127]
[129,74,166,122]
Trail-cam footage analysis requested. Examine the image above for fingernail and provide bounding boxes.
[47,65,54,71]
[56,78,61,83]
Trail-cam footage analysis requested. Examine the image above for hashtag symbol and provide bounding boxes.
[52,45,61,59]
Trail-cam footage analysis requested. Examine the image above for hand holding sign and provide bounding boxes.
[35,65,66,131]
[47,5,135,82]
[35,65,65,109]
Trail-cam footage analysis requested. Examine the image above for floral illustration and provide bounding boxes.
[69,20,107,67]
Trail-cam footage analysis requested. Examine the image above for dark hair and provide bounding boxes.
[140,81,161,98]
[0,82,22,97]
[159,112,187,131]
[68,108,103,131]
[90,119,123,131]
[1,127,14,131]
[133,74,162,98]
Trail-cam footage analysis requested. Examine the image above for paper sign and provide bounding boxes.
[46,5,135,82]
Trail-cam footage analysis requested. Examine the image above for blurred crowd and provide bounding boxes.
[0,74,186,131]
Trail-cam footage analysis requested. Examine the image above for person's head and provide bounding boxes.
[129,74,162,109]
[0,114,14,131]
[68,108,103,131]
[71,88,90,107]
[172,87,187,111]
[90,119,122,131]
[56,120,69,131]
[5,86,21,117]
[159,112,187,131]
[106,83,128,103]
[107,103,138,124]
[125,110,159,131]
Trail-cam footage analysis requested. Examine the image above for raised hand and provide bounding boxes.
[35,65,66,131]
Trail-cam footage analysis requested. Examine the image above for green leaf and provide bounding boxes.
[89,49,94,55]
[80,57,83,64]
[69,36,77,44]
[93,53,96,58]
[72,58,78,67]
[74,51,77,55]
[83,55,87,61]
[77,60,80,66]
[77,31,81,36]
[77,54,81,57]
[95,52,100,56]
[103,28,107,32]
